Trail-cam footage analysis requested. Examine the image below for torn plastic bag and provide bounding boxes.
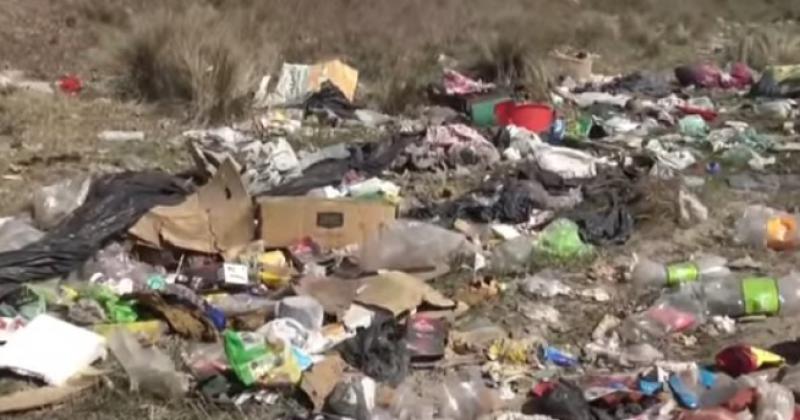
[263,134,419,196]
[304,81,359,122]
[0,172,188,290]
[32,176,91,230]
[187,127,300,196]
[0,218,44,253]
[564,169,638,245]
[108,330,187,398]
[358,220,469,272]
[338,311,409,386]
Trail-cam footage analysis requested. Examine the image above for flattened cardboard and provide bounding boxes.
[130,159,254,254]
[259,197,395,248]
[294,276,364,318]
[299,355,347,410]
[355,271,455,317]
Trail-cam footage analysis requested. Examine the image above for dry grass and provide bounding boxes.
[726,24,800,70]
[81,0,800,120]
[97,2,275,124]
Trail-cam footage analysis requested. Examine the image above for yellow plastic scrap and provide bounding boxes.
[487,339,535,365]
[258,251,292,287]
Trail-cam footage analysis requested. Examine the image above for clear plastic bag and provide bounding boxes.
[108,330,187,399]
[32,176,91,230]
[438,375,497,420]
[358,220,469,271]
[82,243,159,294]
[755,380,794,420]
[491,236,535,274]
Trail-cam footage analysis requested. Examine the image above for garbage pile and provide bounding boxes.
[3,56,800,420]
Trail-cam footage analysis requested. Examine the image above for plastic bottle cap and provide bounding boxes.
[666,263,699,286]
[766,215,797,250]
[741,277,780,315]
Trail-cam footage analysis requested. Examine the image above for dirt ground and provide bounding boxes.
[3,0,800,419]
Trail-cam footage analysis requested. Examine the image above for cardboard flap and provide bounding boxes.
[130,159,254,254]
[355,271,455,316]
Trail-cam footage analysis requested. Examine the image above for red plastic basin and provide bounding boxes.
[494,102,554,133]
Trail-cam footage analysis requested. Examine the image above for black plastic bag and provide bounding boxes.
[0,172,189,287]
[304,81,359,121]
[523,380,595,420]
[337,311,409,386]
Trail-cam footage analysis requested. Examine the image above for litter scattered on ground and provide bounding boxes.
[4,51,800,420]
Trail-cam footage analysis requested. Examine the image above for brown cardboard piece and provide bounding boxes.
[0,376,98,414]
[308,59,359,102]
[259,197,395,248]
[355,271,455,317]
[130,159,254,254]
[294,276,364,318]
[299,354,347,411]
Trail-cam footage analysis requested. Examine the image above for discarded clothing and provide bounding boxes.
[564,168,639,245]
[415,124,500,168]
[0,172,188,289]
[338,312,409,386]
[675,63,753,89]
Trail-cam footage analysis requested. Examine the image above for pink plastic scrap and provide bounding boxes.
[443,69,495,96]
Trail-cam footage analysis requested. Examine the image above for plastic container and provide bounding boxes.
[495,102,555,133]
[735,205,800,251]
[470,95,511,127]
[631,255,730,289]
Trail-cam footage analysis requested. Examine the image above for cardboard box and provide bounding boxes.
[259,197,396,248]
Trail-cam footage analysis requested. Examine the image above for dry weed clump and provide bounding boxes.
[106,3,274,123]
[90,0,800,120]
[727,25,800,70]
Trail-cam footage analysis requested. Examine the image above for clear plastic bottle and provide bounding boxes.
[701,273,800,318]
[632,255,730,289]
[735,205,800,251]
[623,273,800,341]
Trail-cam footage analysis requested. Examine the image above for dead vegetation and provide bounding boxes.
[77,0,800,120]
[726,23,800,70]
